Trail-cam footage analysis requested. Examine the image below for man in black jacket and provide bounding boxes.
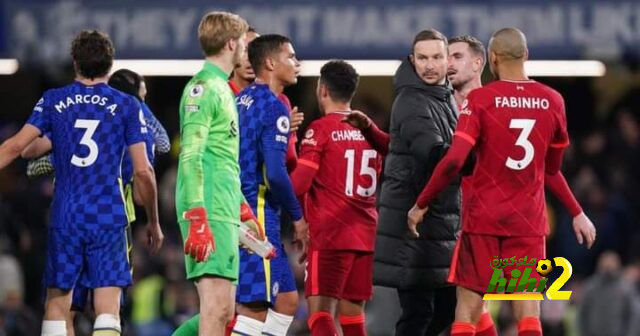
[373,29,460,336]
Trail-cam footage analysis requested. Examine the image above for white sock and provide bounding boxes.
[233,315,265,336]
[93,314,121,335]
[262,309,294,336]
[41,320,66,336]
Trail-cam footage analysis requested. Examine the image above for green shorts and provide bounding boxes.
[179,219,239,283]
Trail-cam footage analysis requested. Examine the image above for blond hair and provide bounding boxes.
[198,11,249,56]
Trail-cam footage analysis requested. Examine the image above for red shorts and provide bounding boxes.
[448,232,546,294]
[305,249,373,301]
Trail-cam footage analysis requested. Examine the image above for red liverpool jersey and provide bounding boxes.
[297,112,382,251]
[456,80,569,236]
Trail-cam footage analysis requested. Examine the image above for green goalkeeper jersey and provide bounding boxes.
[176,61,242,224]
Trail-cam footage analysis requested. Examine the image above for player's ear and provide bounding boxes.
[489,51,498,66]
[473,56,482,72]
[320,83,328,98]
[225,38,235,53]
[265,56,276,72]
[409,54,415,67]
[522,48,529,62]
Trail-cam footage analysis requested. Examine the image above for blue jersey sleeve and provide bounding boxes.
[261,99,290,152]
[26,93,51,136]
[260,99,302,220]
[142,102,171,155]
[124,98,147,147]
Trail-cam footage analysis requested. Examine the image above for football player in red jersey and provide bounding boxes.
[407,28,596,336]
[447,34,595,336]
[291,60,382,336]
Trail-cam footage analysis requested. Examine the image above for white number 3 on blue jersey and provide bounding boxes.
[71,119,100,167]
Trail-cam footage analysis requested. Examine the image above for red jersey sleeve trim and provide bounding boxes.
[297,158,319,170]
[550,141,570,149]
[454,131,477,146]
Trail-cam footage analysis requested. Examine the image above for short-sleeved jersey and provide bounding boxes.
[455,80,569,236]
[121,101,156,183]
[237,84,290,219]
[298,112,382,251]
[176,62,242,224]
[26,81,146,229]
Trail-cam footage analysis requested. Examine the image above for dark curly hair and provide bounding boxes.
[320,60,359,103]
[71,30,114,79]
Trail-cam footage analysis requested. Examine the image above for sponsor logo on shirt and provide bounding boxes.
[483,256,573,301]
[305,129,314,138]
[301,138,317,146]
[460,99,471,116]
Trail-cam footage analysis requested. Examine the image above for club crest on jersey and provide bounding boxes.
[305,129,315,139]
[277,115,290,133]
[272,281,280,297]
[190,84,204,97]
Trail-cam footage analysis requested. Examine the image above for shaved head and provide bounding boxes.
[487,28,529,79]
[488,28,528,60]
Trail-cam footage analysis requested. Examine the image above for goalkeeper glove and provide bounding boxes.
[26,154,54,179]
[183,207,215,262]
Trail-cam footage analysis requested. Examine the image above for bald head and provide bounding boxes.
[488,28,528,61]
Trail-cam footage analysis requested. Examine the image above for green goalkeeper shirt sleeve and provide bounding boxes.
[179,123,209,209]
[178,82,217,211]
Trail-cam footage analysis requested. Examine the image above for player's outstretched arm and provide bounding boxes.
[21,136,52,159]
[0,124,41,170]
[408,136,474,237]
[129,142,164,255]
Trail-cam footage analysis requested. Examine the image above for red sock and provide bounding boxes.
[451,321,476,336]
[339,314,366,336]
[225,315,237,336]
[518,317,542,336]
[308,312,338,336]
[475,312,497,336]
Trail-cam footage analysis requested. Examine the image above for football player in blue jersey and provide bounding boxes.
[0,30,163,336]
[232,34,308,336]
[22,68,171,336]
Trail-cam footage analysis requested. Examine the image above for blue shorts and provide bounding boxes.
[236,239,296,304]
[70,224,134,311]
[44,225,132,291]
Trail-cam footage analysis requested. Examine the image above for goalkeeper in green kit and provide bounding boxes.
[174,11,262,336]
